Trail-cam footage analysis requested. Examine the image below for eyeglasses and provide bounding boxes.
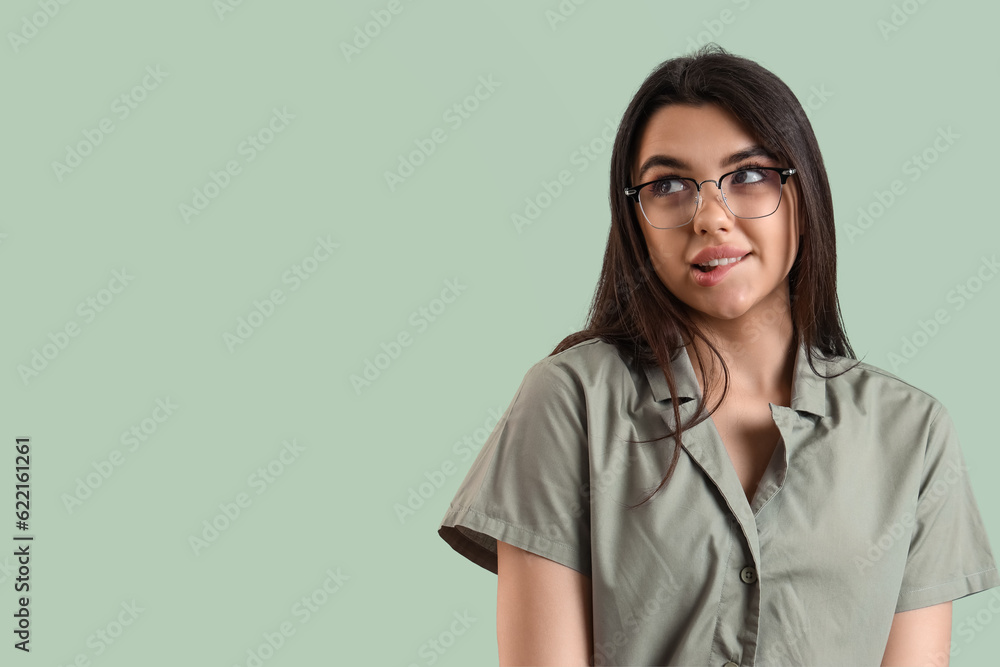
[624,166,796,229]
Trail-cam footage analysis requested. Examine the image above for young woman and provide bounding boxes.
[438,44,1000,666]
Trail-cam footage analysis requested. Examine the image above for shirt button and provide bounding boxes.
[723,662,739,667]
[740,566,757,584]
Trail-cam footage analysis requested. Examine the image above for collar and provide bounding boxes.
[642,337,829,418]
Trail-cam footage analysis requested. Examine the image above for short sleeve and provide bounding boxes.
[437,358,591,577]
[895,403,1000,612]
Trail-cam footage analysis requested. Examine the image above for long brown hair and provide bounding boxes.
[551,43,861,508]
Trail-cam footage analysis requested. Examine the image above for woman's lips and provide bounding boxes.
[690,253,749,287]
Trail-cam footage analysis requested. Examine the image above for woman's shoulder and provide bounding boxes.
[518,337,640,401]
[537,336,637,377]
[820,349,947,417]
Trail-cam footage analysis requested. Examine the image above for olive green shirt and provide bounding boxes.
[438,337,1000,666]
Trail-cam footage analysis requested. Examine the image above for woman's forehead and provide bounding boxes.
[638,104,756,154]
[632,105,772,181]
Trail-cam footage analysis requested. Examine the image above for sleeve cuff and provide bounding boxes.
[895,566,1000,613]
[438,505,590,577]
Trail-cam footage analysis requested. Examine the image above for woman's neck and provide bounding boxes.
[684,292,797,404]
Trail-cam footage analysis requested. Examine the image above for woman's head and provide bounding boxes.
[630,101,803,331]
[551,43,858,507]
[555,42,853,368]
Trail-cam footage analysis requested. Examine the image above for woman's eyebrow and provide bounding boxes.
[635,145,777,182]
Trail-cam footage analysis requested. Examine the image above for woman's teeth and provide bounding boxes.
[697,255,745,269]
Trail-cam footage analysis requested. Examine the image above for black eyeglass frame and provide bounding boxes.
[624,166,797,229]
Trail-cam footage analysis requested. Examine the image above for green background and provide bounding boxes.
[2,0,999,664]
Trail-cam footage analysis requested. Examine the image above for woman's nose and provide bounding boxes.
[691,182,732,232]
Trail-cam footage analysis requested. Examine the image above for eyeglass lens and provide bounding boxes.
[638,167,785,229]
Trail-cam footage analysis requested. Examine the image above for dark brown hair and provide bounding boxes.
[551,43,861,508]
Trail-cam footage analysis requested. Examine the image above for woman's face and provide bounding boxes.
[631,103,800,329]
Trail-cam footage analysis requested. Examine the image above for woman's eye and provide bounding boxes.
[731,168,767,185]
[650,178,685,196]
